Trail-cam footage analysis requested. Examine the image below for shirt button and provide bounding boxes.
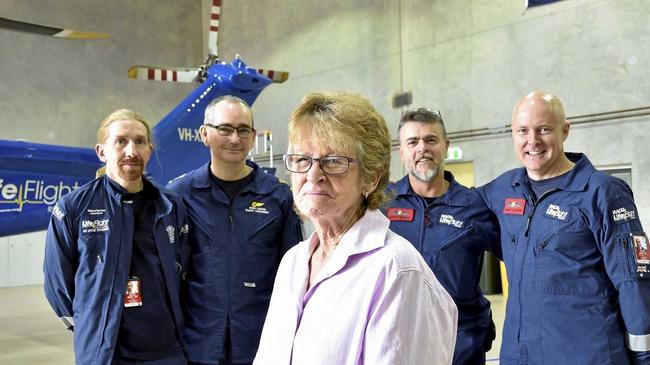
[97,254,104,263]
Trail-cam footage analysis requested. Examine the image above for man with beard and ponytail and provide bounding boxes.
[385,108,500,365]
[44,109,190,365]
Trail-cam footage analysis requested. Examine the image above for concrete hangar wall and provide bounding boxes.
[0,0,203,286]
[1,0,649,286]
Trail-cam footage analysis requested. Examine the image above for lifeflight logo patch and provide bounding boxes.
[81,219,109,233]
[52,205,65,221]
[545,204,568,221]
[612,207,636,224]
[439,214,463,228]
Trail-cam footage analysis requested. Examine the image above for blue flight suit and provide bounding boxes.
[168,161,303,364]
[44,176,190,365]
[385,171,500,365]
[479,153,650,364]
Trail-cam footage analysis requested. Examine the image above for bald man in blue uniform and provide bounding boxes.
[479,91,650,364]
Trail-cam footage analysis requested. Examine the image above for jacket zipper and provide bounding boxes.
[534,226,569,255]
[517,187,559,345]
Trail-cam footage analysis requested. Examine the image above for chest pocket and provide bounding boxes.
[532,207,607,297]
[75,228,110,311]
[240,215,282,293]
[157,217,183,280]
[246,215,282,253]
[433,225,483,300]
[419,214,467,259]
[243,198,283,251]
[77,219,112,270]
[500,214,526,267]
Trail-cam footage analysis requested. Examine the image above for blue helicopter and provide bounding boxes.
[0,0,288,236]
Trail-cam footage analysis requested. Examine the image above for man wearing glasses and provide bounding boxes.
[168,95,303,365]
[385,108,501,365]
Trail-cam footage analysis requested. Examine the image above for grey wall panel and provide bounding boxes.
[0,0,203,147]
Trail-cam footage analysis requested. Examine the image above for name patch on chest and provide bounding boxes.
[545,204,568,221]
[87,208,106,216]
[439,214,463,228]
[387,208,414,222]
[245,201,269,215]
[503,198,526,215]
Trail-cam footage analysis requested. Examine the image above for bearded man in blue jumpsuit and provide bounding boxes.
[44,109,190,364]
[168,96,303,365]
[479,91,650,364]
[385,108,500,365]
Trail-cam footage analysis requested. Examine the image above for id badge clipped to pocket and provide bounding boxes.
[124,276,143,307]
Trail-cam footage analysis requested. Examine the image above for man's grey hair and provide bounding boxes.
[204,95,254,126]
[398,107,446,139]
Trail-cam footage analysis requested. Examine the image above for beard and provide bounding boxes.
[408,161,443,183]
[117,160,145,181]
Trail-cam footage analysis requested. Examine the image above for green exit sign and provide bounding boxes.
[446,146,463,161]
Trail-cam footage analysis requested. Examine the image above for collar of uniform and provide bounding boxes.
[558,152,593,192]
[102,175,173,216]
[191,160,278,195]
[441,170,470,207]
[390,174,412,195]
[189,162,213,189]
[103,175,128,201]
[147,178,174,217]
[242,160,279,195]
[391,171,468,207]
[510,152,593,192]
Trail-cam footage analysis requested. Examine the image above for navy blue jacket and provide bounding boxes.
[168,161,303,364]
[479,153,650,364]
[386,171,500,365]
[43,176,190,365]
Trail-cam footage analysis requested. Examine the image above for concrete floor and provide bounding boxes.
[0,285,73,364]
[0,285,505,364]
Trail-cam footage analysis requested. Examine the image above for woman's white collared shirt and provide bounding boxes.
[253,209,458,365]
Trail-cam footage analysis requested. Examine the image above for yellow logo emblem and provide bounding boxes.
[246,201,269,215]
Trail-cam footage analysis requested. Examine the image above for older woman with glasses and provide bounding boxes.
[253,91,457,365]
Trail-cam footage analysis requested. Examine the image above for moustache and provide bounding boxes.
[415,153,436,161]
[223,142,245,149]
[119,158,143,166]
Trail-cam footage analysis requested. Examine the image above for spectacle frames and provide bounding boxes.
[284,154,357,175]
[205,124,254,138]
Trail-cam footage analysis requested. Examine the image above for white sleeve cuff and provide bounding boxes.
[627,332,650,352]
[60,316,74,329]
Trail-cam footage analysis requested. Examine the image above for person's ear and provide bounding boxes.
[95,144,107,163]
[562,121,571,142]
[199,125,210,147]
